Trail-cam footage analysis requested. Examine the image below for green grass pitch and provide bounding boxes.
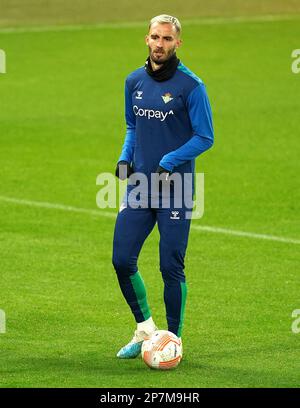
[0,6,300,387]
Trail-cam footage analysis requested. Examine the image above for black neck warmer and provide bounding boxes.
[145,53,180,82]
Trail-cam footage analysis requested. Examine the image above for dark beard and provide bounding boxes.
[149,47,176,65]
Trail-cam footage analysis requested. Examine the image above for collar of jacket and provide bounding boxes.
[145,53,180,82]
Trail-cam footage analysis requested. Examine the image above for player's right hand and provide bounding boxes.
[115,161,134,180]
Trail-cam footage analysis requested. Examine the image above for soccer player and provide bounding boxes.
[112,14,214,358]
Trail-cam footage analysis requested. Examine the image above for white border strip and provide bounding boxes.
[0,14,299,34]
[0,195,299,245]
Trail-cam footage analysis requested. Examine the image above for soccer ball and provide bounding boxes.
[141,330,182,370]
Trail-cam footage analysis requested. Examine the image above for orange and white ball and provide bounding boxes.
[141,330,182,370]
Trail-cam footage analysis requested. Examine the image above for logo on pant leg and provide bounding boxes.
[170,211,180,220]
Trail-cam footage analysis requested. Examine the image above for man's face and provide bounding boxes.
[145,22,182,65]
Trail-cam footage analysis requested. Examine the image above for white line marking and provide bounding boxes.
[0,195,115,219]
[0,14,299,34]
[192,225,300,245]
[0,195,299,245]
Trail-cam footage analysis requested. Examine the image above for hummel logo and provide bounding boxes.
[162,92,173,104]
[170,211,180,220]
[136,91,143,99]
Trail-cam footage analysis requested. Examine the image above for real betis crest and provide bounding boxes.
[162,92,173,104]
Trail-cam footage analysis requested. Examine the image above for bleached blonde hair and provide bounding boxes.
[149,14,182,36]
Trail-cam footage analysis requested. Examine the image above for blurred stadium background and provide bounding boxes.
[0,1,299,387]
[1,0,300,26]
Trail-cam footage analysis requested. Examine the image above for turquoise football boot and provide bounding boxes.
[117,328,156,359]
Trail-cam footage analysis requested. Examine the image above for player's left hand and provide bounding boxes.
[115,161,134,180]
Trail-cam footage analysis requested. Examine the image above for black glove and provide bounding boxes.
[115,161,134,180]
[156,165,171,181]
